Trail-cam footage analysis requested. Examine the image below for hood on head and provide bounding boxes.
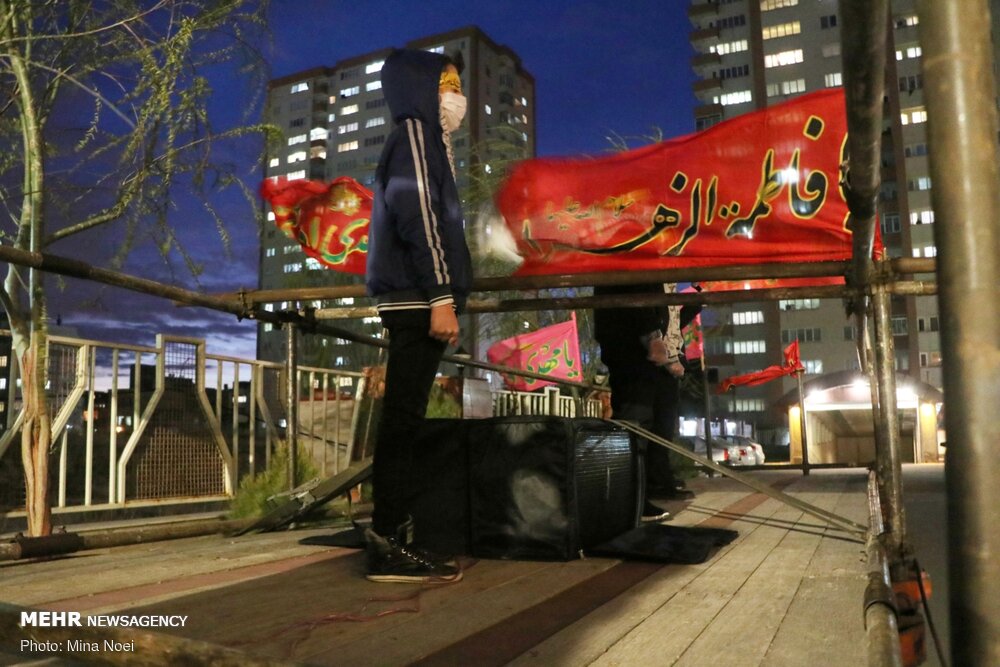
[380,48,449,126]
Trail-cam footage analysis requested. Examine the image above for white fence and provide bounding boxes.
[0,331,602,520]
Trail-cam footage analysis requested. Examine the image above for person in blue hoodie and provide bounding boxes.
[363,48,472,583]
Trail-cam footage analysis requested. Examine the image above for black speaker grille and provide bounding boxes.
[574,427,639,547]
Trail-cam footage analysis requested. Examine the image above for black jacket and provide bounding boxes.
[365,49,473,313]
[593,283,701,369]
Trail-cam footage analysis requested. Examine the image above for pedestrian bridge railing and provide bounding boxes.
[0,331,600,520]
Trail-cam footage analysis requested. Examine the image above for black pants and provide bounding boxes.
[371,309,446,536]
[607,360,680,490]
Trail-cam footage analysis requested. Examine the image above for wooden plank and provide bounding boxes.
[675,476,864,666]
[121,552,561,663]
[762,472,868,666]
[301,558,623,665]
[4,528,347,607]
[588,497,797,665]
[505,479,792,666]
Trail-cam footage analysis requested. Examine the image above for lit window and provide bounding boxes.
[338,122,359,134]
[764,49,804,68]
[779,298,820,311]
[328,113,337,122]
[268,157,279,167]
[366,81,382,92]
[733,311,764,325]
[762,21,801,40]
[427,45,445,54]
[734,340,767,355]
[900,108,927,125]
[710,39,749,55]
[485,104,492,115]
[340,86,360,98]
[337,141,359,153]
[761,0,798,10]
[287,151,307,164]
[265,247,276,256]
[520,96,528,106]
[772,79,806,96]
[365,117,386,128]
[715,90,753,106]
[287,134,307,146]
[341,104,359,115]
[266,211,275,222]
[283,262,303,273]
[804,360,824,374]
[310,127,329,141]
[310,146,326,160]
[825,72,843,87]
[286,169,306,180]
[290,82,309,94]
[366,60,384,74]
[305,258,322,270]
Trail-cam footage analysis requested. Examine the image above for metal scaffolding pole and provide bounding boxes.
[871,284,905,554]
[918,1,1000,664]
[285,322,299,492]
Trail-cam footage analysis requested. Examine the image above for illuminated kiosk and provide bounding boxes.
[777,370,945,466]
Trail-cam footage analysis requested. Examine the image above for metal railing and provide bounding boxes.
[492,386,602,418]
[0,331,365,518]
[0,330,599,520]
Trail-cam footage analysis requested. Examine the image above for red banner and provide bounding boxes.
[718,341,804,393]
[260,176,372,275]
[495,89,860,277]
[486,314,583,391]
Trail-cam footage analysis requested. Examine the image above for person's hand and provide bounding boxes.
[430,303,459,346]
[647,336,669,366]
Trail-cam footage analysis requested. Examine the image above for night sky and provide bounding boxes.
[48,1,697,361]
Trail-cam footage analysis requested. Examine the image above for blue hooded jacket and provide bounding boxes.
[365,49,473,313]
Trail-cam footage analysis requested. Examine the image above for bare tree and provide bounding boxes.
[0,0,273,535]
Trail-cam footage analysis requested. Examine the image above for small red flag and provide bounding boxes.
[718,341,805,393]
[486,314,583,391]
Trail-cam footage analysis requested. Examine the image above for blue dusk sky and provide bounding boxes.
[47,1,698,362]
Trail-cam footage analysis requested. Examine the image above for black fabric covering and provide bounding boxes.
[405,416,641,561]
[587,523,739,564]
[467,417,639,560]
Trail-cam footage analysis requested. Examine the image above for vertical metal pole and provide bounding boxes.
[701,357,714,475]
[872,284,905,554]
[918,1,1000,664]
[795,370,810,475]
[285,322,298,492]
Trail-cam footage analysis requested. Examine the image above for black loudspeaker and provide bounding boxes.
[408,416,641,561]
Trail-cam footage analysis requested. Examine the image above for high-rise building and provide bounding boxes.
[258,26,536,366]
[686,0,999,448]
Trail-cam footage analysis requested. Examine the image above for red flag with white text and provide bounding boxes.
[717,341,805,393]
[486,314,583,391]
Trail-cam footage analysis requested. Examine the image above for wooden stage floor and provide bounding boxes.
[2,469,871,666]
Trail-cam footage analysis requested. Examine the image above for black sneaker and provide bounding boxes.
[641,500,671,523]
[364,522,462,584]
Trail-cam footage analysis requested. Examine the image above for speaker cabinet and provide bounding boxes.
[409,416,641,561]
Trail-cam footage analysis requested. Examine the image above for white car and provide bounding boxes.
[682,436,758,467]
[721,436,767,466]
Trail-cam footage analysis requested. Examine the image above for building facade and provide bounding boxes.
[258,26,536,366]
[686,0,1000,445]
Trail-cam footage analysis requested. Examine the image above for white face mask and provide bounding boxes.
[439,91,467,133]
